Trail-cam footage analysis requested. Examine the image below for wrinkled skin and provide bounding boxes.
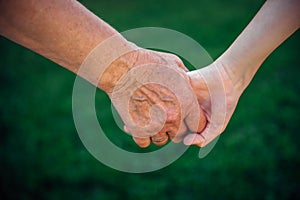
[100,48,207,148]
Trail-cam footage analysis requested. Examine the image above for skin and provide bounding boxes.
[0,0,206,148]
[184,0,300,147]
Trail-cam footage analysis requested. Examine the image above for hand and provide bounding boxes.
[101,48,207,148]
[184,61,244,147]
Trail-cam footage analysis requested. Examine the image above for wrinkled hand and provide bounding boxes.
[184,61,243,147]
[100,48,207,148]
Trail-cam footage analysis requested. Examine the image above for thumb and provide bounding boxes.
[183,122,222,147]
[184,105,207,134]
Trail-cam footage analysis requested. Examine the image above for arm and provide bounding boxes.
[218,0,300,92]
[185,0,300,147]
[0,0,206,148]
[0,0,121,89]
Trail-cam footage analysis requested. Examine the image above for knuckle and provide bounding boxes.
[133,137,150,148]
[151,132,168,146]
[152,138,168,146]
[166,112,180,124]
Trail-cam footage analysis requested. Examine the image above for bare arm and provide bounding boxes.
[0,0,119,75]
[186,0,300,147]
[218,0,300,92]
[0,0,206,148]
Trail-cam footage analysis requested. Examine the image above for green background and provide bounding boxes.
[1,0,299,199]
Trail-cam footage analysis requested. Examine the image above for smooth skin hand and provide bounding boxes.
[184,0,300,147]
[0,0,207,148]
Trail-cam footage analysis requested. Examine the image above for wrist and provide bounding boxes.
[215,54,262,93]
[99,48,140,93]
[77,33,140,94]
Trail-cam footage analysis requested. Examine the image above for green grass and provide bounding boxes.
[0,0,299,199]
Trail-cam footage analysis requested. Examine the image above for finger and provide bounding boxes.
[183,133,205,147]
[151,132,169,146]
[164,53,189,72]
[183,123,221,147]
[133,136,151,148]
[158,51,189,72]
[175,58,189,72]
[183,119,209,147]
[185,106,207,133]
[139,86,167,125]
[123,125,129,133]
[197,124,223,147]
[167,123,188,143]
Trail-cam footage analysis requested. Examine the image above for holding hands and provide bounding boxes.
[1,0,299,149]
[100,48,207,148]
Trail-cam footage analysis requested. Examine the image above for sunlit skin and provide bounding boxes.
[0,0,206,148]
[0,0,299,149]
[184,0,300,147]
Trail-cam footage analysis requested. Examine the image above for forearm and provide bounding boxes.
[0,0,130,83]
[216,0,300,90]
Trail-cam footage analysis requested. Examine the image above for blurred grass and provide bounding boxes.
[0,0,300,199]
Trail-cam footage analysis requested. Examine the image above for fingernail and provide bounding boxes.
[183,136,193,145]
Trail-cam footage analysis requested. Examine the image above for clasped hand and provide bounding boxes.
[100,48,241,148]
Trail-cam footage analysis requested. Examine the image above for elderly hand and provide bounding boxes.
[100,48,207,148]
